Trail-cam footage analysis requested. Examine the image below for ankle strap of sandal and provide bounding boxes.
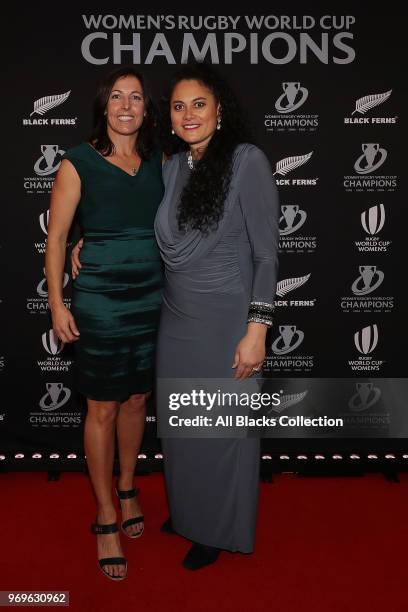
[115,485,139,499]
[91,522,118,535]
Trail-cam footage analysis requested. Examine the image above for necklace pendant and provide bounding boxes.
[187,152,194,170]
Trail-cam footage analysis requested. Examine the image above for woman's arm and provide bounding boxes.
[45,159,81,343]
[232,146,280,379]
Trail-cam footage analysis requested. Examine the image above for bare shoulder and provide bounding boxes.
[58,158,81,178]
[53,159,81,193]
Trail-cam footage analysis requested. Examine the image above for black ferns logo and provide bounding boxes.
[276,274,311,297]
[269,390,308,414]
[274,152,313,176]
[352,90,392,115]
[30,91,71,117]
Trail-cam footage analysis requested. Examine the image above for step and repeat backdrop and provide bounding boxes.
[2,8,406,467]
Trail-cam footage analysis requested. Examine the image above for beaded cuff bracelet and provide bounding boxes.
[247,301,275,327]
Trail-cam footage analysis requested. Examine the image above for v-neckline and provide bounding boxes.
[86,142,143,178]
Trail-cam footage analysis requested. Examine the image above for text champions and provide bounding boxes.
[81,14,357,65]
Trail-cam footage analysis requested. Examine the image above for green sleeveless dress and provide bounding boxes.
[62,142,164,402]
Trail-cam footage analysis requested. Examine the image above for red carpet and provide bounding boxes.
[1,471,408,611]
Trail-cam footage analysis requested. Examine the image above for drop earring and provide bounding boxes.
[216,116,221,130]
[171,128,175,135]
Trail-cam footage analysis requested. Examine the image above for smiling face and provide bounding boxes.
[105,75,146,137]
[170,79,220,150]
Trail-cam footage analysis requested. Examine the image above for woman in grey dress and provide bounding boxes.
[155,63,279,569]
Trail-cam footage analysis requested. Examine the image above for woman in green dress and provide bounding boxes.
[45,67,164,581]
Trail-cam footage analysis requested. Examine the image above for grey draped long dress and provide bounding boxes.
[154,143,279,552]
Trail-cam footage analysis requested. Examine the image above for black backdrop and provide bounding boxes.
[2,6,407,470]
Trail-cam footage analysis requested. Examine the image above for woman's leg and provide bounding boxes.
[85,399,125,578]
[116,393,148,536]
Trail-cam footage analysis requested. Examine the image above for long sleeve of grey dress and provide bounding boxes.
[154,143,279,552]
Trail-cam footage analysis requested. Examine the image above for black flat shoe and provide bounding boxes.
[160,517,175,534]
[90,521,127,581]
[115,481,144,539]
[182,542,221,570]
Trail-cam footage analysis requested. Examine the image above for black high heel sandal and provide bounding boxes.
[115,481,145,539]
[90,521,127,581]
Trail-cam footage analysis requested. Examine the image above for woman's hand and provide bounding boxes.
[71,238,83,279]
[51,303,80,343]
[232,325,266,380]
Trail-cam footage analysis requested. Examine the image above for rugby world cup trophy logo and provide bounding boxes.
[348,382,381,412]
[279,205,307,236]
[39,382,71,411]
[354,143,387,175]
[271,325,304,355]
[351,265,384,295]
[275,82,309,114]
[34,145,65,176]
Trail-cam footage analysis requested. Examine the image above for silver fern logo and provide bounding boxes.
[37,267,69,297]
[352,90,392,115]
[354,143,387,175]
[361,204,385,235]
[42,329,64,355]
[354,324,378,355]
[279,205,307,235]
[274,152,313,176]
[276,274,310,297]
[271,325,304,355]
[39,383,71,411]
[275,82,308,113]
[348,383,381,412]
[30,91,71,117]
[269,390,308,414]
[351,266,384,296]
[34,145,65,176]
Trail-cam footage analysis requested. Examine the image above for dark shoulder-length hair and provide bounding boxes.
[160,62,252,234]
[89,65,156,160]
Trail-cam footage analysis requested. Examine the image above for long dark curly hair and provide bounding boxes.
[89,65,155,160]
[160,62,252,233]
